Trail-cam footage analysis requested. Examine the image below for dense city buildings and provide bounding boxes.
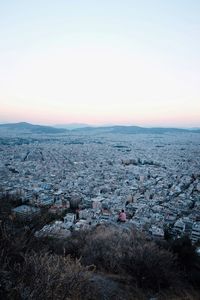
[0,127,200,242]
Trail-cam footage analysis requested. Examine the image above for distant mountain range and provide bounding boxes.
[0,122,66,134]
[73,125,200,134]
[0,122,199,135]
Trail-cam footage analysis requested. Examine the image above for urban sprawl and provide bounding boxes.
[0,129,200,244]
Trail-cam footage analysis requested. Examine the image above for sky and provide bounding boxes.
[0,0,200,127]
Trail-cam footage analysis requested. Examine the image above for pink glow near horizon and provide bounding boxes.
[1,45,200,127]
[1,104,199,128]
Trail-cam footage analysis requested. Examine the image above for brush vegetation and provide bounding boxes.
[0,194,200,299]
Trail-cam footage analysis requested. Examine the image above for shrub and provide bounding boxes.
[72,225,178,292]
[169,236,199,271]
[122,241,178,291]
[12,252,93,300]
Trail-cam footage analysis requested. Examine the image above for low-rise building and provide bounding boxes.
[12,205,40,220]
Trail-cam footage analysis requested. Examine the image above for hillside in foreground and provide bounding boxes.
[0,194,200,300]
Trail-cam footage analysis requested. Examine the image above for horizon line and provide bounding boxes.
[0,120,199,130]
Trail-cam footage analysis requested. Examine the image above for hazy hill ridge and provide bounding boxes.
[72,125,200,134]
[0,122,67,134]
[0,122,200,134]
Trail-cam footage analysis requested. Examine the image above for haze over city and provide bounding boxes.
[0,0,200,127]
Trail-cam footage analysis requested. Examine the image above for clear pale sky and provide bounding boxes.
[0,0,200,127]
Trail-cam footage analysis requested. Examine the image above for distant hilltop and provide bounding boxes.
[0,122,199,135]
[0,122,66,134]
